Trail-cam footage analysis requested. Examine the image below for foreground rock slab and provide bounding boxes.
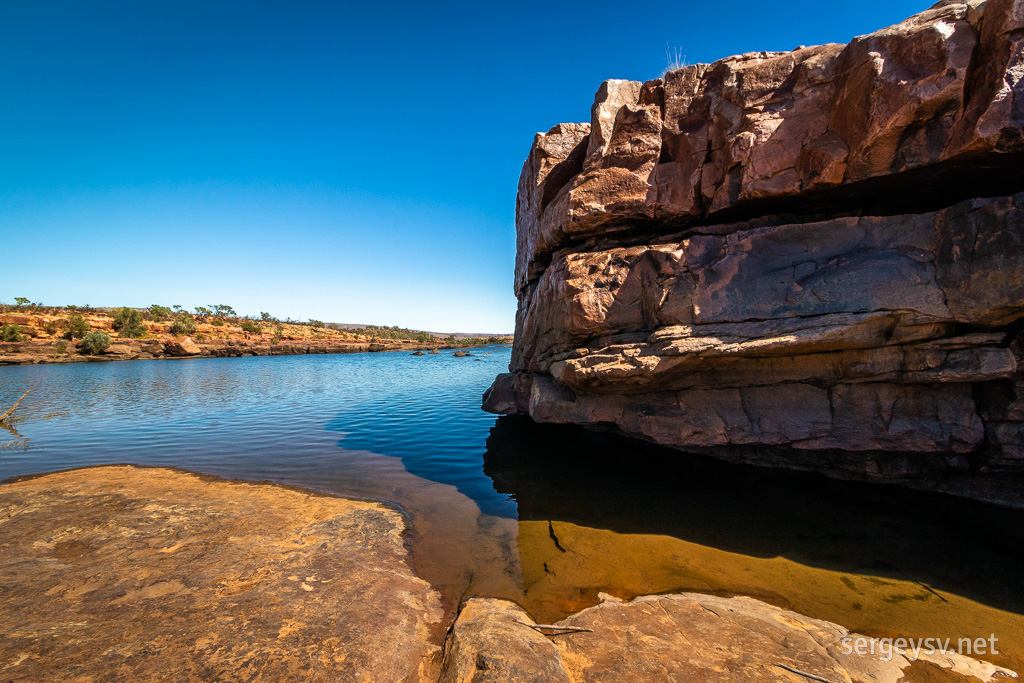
[0,466,444,682]
[440,593,1017,683]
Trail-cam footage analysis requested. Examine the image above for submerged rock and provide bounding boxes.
[0,466,444,682]
[487,0,1024,502]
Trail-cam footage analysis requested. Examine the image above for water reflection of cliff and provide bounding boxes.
[481,415,1024,620]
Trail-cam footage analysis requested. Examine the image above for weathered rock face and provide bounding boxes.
[439,593,1016,682]
[0,466,444,681]
[486,0,1024,495]
[164,336,202,356]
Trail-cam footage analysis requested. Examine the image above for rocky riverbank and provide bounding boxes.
[0,467,1016,681]
[484,0,1024,502]
[0,336,458,365]
[0,308,511,365]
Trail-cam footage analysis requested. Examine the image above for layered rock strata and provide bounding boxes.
[485,0,1024,490]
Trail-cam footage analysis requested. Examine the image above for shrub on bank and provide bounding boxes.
[240,321,262,335]
[148,304,173,320]
[169,314,197,336]
[63,313,90,340]
[112,308,147,338]
[79,331,111,355]
[0,324,25,342]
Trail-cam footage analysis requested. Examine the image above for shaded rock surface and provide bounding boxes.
[0,466,444,682]
[440,593,1016,682]
[486,0,1024,501]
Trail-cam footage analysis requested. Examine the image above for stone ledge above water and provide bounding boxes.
[440,594,1017,683]
[0,466,444,682]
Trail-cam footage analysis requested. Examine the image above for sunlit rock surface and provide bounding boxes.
[2,465,1020,680]
[0,466,444,682]
[440,593,1017,683]
[486,0,1024,500]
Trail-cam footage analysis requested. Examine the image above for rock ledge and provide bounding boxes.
[440,593,1017,682]
[486,0,1024,501]
[0,466,444,682]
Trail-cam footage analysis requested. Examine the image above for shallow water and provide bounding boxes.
[2,349,1023,671]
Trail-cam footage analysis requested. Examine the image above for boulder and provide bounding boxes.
[102,344,138,358]
[164,337,201,357]
[439,599,571,683]
[482,373,533,415]
[141,342,165,355]
[440,593,1015,683]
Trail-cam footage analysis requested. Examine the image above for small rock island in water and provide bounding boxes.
[2,0,1023,681]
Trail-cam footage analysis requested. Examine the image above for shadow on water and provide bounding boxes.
[325,390,518,518]
[482,415,1024,617]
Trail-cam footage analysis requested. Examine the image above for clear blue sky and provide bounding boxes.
[1,0,927,332]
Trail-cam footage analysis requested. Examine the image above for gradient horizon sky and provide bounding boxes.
[2,0,928,332]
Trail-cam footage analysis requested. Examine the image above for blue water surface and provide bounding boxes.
[0,348,517,516]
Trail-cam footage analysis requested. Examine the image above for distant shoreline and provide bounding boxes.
[0,338,510,366]
[0,306,511,366]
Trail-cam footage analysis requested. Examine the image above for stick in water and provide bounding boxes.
[0,390,29,422]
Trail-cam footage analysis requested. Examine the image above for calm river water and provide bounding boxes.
[2,348,1022,670]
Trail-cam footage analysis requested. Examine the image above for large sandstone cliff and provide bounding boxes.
[484,0,1024,498]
